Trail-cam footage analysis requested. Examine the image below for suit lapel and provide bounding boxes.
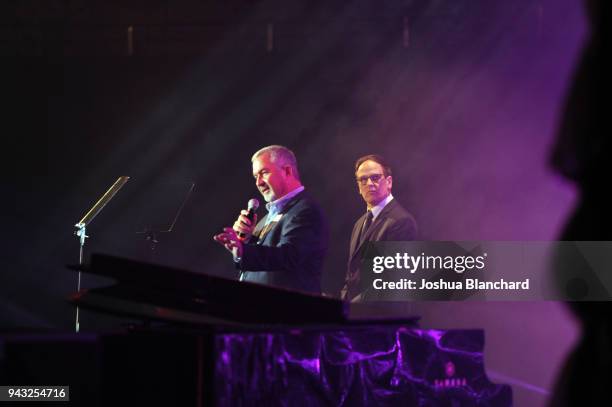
[256,191,305,245]
[349,212,367,261]
[257,219,278,244]
[253,214,269,237]
[349,199,398,262]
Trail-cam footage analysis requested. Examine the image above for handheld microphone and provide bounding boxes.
[237,198,259,239]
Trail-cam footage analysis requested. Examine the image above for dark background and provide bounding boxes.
[1,0,582,330]
[0,1,590,404]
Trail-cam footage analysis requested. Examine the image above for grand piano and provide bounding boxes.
[2,254,511,406]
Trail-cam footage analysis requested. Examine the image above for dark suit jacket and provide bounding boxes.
[238,191,329,294]
[341,198,417,301]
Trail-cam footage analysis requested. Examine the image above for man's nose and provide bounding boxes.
[256,176,266,186]
[366,177,376,186]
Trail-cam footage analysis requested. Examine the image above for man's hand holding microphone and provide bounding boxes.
[214,199,259,261]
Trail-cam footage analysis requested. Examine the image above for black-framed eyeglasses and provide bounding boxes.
[356,174,385,185]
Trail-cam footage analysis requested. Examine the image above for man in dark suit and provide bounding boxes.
[214,145,328,294]
[341,154,417,302]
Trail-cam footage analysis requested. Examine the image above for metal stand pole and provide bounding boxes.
[74,224,88,332]
[72,176,130,333]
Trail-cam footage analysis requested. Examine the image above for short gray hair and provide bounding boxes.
[252,145,300,180]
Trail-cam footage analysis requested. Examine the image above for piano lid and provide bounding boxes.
[68,253,349,326]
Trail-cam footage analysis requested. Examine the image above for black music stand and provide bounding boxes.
[74,176,130,332]
[135,181,195,258]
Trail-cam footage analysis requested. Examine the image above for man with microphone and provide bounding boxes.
[214,145,329,294]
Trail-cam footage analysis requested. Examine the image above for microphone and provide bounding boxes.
[237,198,260,240]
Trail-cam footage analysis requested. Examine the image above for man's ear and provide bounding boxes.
[387,175,393,190]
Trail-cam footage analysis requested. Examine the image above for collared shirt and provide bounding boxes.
[264,185,305,225]
[369,194,394,221]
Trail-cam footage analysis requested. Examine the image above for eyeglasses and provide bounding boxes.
[356,174,386,185]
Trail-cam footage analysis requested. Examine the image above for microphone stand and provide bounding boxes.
[136,182,195,262]
[73,176,130,332]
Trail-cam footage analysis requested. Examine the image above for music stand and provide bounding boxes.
[74,176,129,332]
[135,182,195,257]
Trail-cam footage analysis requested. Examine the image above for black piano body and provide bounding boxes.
[1,254,512,406]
